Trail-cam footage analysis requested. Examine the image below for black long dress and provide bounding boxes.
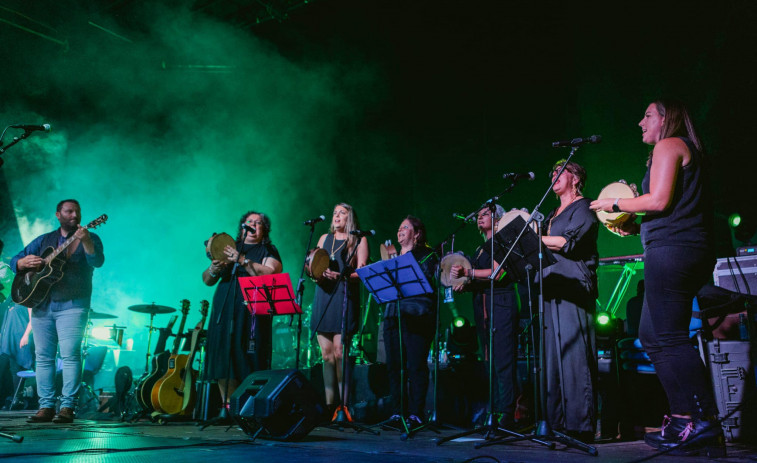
[204,241,281,381]
[541,197,598,433]
[311,234,360,335]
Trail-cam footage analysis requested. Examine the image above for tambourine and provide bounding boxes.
[440,252,472,287]
[596,180,639,226]
[380,241,398,260]
[304,248,330,281]
[496,208,536,232]
[206,232,235,261]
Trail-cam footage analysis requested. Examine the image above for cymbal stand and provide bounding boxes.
[476,146,598,456]
[437,185,554,449]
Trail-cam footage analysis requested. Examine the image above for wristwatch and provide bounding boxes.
[612,198,621,213]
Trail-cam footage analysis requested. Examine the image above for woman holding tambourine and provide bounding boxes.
[591,100,723,456]
[310,203,369,415]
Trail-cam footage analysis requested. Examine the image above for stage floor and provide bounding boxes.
[0,410,753,462]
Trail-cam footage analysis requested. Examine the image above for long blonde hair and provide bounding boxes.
[330,202,360,254]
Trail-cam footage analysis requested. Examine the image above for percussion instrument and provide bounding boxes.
[497,208,536,232]
[128,303,177,314]
[440,252,472,287]
[89,311,118,320]
[206,232,235,261]
[304,248,330,280]
[596,181,639,226]
[380,241,398,260]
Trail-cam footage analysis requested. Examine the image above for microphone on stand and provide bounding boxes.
[349,229,376,238]
[552,135,601,148]
[241,224,256,234]
[10,124,52,132]
[303,215,326,226]
[502,172,535,181]
[453,212,476,223]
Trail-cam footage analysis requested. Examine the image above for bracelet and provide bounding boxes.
[612,198,621,213]
[469,268,474,280]
[208,269,218,278]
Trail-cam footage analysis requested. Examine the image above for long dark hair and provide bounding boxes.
[403,215,428,248]
[652,99,703,152]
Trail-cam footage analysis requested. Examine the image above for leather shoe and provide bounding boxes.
[644,415,689,449]
[27,407,56,423]
[658,419,726,457]
[52,407,75,424]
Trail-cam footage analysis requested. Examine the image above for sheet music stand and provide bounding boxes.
[238,274,302,316]
[493,215,556,283]
[356,252,433,438]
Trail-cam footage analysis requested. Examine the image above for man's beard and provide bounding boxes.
[60,221,79,234]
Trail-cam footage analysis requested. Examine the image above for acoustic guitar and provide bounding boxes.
[154,300,208,415]
[11,214,108,308]
[151,300,190,412]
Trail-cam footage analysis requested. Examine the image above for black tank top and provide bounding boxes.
[640,137,712,250]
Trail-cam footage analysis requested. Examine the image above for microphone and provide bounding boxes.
[552,135,601,148]
[241,224,256,234]
[502,172,535,181]
[452,212,476,222]
[303,215,326,226]
[349,229,376,237]
[10,124,51,132]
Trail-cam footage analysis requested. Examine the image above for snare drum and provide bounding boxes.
[304,248,330,280]
[596,181,638,226]
[440,252,472,287]
[206,232,235,261]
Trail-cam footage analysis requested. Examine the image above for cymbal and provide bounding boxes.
[128,303,176,314]
[89,311,118,320]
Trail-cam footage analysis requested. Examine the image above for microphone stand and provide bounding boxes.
[475,146,598,456]
[294,222,319,370]
[437,181,553,449]
[0,128,35,167]
[200,227,249,429]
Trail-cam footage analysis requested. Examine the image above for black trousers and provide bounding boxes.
[473,287,519,416]
[639,245,717,418]
[383,313,434,418]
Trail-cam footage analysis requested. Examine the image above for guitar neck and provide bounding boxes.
[172,301,190,355]
[45,222,100,264]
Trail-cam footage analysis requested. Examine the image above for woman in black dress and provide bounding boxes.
[311,203,369,413]
[541,159,598,438]
[591,100,723,456]
[202,211,283,410]
[383,215,438,426]
[450,204,521,427]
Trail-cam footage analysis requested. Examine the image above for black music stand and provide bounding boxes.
[493,215,557,281]
[356,253,433,439]
[238,273,303,316]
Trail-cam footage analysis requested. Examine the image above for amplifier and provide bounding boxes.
[737,245,757,257]
[713,255,757,295]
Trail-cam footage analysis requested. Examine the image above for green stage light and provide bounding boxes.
[729,213,742,228]
[453,316,467,328]
[596,312,611,326]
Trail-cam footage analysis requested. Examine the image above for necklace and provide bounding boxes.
[547,195,582,235]
[330,234,346,260]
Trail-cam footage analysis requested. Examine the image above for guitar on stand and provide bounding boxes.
[151,300,190,413]
[11,214,108,307]
[154,300,208,416]
[135,305,183,413]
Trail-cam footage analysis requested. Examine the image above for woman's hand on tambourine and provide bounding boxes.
[223,245,240,264]
[322,268,340,280]
[209,259,226,275]
[589,198,616,212]
[606,220,640,237]
[450,265,465,279]
[452,282,466,292]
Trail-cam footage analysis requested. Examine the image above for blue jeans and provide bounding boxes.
[31,307,89,409]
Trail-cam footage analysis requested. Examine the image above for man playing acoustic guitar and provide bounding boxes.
[10,199,105,423]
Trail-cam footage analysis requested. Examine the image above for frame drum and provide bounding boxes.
[596,181,638,226]
[206,232,235,261]
[304,248,330,280]
[440,252,472,287]
[497,208,536,232]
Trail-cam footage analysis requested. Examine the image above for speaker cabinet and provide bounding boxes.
[230,369,326,441]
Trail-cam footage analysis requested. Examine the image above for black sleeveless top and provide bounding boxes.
[641,137,713,250]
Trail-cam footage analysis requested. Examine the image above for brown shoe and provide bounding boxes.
[52,407,75,424]
[27,407,56,423]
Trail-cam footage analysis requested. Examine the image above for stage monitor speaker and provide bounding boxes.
[230,368,326,441]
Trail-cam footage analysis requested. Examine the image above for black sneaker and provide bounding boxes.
[644,415,689,449]
[658,419,726,457]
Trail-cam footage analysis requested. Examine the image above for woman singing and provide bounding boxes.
[591,100,723,456]
[383,215,438,427]
[202,211,283,416]
[541,159,598,439]
[450,204,520,428]
[311,203,369,415]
